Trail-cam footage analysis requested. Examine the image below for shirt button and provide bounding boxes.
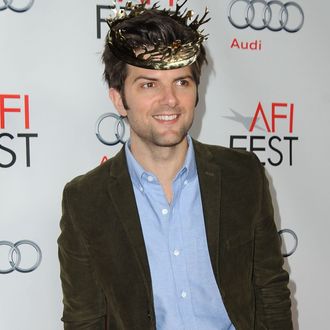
[139,186,144,192]
[184,180,188,185]
[173,249,180,256]
[181,291,187,298]
[147,176,153,182]
[161,208,168,215]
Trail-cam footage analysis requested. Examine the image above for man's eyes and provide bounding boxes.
[176,79,190,86]
[140,79,190,89]
[141,82,156,89]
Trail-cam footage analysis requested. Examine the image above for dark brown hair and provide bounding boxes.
[102,10,207,93]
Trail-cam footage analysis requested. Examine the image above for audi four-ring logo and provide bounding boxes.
[228,0,304,33]
[95,113,128,146]
[0,0,34,12]
[278,229,298,257]
[0,240,42,274]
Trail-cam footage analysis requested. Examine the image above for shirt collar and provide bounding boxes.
[125,135,197,190]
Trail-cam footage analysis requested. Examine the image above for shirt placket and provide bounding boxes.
[168,176,197,330]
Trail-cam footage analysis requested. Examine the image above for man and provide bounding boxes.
[58,1,292,329]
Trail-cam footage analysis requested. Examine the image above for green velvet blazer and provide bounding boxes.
[58,140,292,329]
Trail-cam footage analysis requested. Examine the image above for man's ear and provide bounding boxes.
[109,88,127,117]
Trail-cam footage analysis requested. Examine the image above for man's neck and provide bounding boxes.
[130,137,188,181]
[129,136,189,203]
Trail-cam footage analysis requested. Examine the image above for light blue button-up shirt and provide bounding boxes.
[125,136,235,330]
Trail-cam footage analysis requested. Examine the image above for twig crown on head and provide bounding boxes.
[106,0,210,69]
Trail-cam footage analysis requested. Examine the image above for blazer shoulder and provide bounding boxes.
[193,139,262,172]
[64,147,126,197]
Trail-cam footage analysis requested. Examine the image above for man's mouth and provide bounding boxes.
[153,114,179,121]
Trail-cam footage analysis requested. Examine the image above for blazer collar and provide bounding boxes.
[106,147,153,298]
[193,139,222,284]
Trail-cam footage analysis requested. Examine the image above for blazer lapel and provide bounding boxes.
[193,140,222,285]
[106,147,153,298]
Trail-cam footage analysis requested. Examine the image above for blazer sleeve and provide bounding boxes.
[253,159,293,329]
[58,184,107,330]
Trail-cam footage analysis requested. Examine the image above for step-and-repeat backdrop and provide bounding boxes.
[1,1,329,329]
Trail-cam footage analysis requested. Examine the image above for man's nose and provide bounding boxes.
[160,85,179,108]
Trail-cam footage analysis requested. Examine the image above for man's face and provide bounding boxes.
[110,64,197,148]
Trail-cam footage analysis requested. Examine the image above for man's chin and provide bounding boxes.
[152,133,188,148]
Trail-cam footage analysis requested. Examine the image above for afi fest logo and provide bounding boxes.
[0,94,38,168]
[0,0,34,13]
[97,0,175,39]
[227,101,299,166]
[228,0,304,51]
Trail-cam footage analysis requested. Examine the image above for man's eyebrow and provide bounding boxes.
[175,75,194,81]
[133,76,158,83]
[132,75,194,83]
